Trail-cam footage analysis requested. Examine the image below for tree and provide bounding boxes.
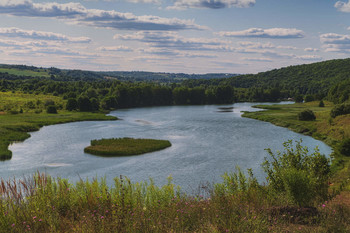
[46,105,57,114]
[294,95,304,103]
[77,96,92,112]
[66,98,78,111]
[304,95,314,102]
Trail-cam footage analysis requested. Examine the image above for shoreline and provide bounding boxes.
[242,101,350,190]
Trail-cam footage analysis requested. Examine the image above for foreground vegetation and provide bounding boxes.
[0,92,117,160]
[84,138,171,156]
[243,101,350,191]
[0,141,349,232]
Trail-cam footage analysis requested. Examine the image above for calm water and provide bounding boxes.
[5,103,332,193]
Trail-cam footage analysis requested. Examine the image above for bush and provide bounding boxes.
[319,100,325,107]
[298,109,316,121]
[262,140,330,206]
[339,138,350,156]
[330,103,350,118]
[46,105,57,114]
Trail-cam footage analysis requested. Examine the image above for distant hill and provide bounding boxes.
[0,64,238,82]
[184,58,350,96]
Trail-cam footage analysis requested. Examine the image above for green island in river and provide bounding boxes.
[84,137,172,156]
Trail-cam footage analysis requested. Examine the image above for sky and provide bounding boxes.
[0,0,350,74]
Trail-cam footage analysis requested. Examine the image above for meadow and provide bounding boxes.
[0,91,117,159]
[0,68,50,78]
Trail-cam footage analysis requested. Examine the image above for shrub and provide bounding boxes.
[339,138,350,156]
[46,105,57,114]
[298,109,316,121]
[262,140,330,206]
[330,103,350,118]
[319,100,325,107]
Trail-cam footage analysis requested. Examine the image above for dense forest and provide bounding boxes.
[0,58,350,113]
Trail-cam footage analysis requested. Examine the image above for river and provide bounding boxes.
[5,102,332,193]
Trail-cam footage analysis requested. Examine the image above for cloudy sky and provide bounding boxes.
[0,0,350,74]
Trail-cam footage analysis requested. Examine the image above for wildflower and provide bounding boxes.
[101,216,104,219]
[39,219,42,222]
[322,204,326,208]
[11,223,15,227]
[33,216,37,220]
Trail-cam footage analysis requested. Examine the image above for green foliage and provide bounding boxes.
[46,105,57,114]
[298,109,316,121]
[330,103,350,118]
[262,140,331,206]
[66,98,77,111]
[319,100,325,107]
[84,138,172,156]
[214,167,259,196]
[294,95,304,103]
[304,95,314,102]
[339,138,350,156]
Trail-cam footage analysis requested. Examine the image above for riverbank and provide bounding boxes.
[0,91,117,160]
[242,101,350,191]
[0,112,117,160]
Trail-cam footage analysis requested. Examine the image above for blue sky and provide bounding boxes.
[0,0,349,74]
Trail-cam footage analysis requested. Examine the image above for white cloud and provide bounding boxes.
[335,1,350,13]
[242,57,272,62]
[320,33,350,53]
[304,47,319,52]
[168,0,255,10]
[126,0,161,3]
[219,28,305,39]
[238,41,297,50]
[0,0,205,31]
[296,55,322,61]
[0,27,91,43]
[98,46,133,52]
[114,31,232,51]
[347,26,350,30]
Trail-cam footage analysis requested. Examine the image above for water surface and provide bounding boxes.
[5,103,332,193]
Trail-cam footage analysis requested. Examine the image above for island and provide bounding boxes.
[84,137,172,156]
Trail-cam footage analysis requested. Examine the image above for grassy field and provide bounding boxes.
[84,138,171,156]
[0,92,117,160]
[0,67,50,77]
[242,101,350,190]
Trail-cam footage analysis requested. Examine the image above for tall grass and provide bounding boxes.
[0,170,348,232]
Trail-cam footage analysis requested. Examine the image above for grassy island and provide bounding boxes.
[84,137,171,156]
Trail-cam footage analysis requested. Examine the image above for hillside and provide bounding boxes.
[0,64,237,82]
[184,58,350,97]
